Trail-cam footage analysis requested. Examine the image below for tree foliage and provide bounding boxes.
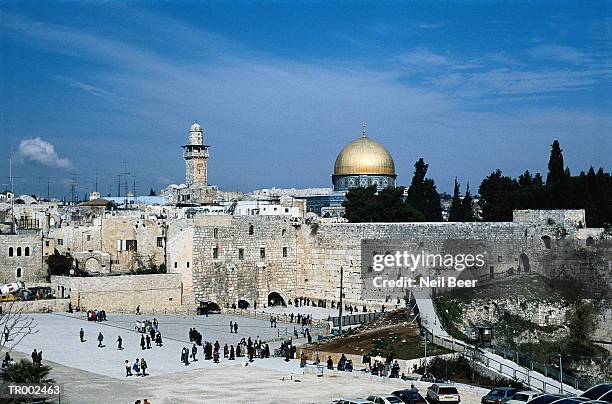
[406,158,443,221]
[343,185,425,223]
[0,359,54,384]
[478,140,612,227]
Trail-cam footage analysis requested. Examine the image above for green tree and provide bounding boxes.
[406,158,443,221]
[478,169,520,221]
[1,359,54,384]
[448,178,463,222]
[343,185,379,222]
[461,183,475,222]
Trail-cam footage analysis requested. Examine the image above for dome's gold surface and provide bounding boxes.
[334,136,396,176]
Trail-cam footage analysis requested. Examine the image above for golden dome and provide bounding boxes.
[334,136,396,176]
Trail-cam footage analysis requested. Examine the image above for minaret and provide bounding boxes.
[182,122,209,186]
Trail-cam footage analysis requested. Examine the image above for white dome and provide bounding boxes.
[190,122,202,132]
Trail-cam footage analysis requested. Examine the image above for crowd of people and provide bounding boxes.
[87,309,107,322]
[180,335,271,366]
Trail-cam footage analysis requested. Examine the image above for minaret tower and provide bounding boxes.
[182,122,209,186]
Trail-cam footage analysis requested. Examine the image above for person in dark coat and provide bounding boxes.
[233,322,238,333]
[155,332,162,346]
[97,332,104,348]
[140,335,146,350]
[191,344,198,361]
[327,356,333,370]
[229,345,235,360]
[146,334,151,349]
[223,344,229,358]
[117,335,123,350]
[79,328,84,343]
[236,344,242,357]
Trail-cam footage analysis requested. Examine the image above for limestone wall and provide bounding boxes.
[0,230,45,283]
[50,274,193,314]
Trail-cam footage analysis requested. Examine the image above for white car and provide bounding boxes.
[508,392,541,404]
[427,384,461,404]
[332,399,375,404]
[366,395,404,404]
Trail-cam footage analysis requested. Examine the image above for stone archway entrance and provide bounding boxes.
[268,292,286,307]
[85,257,101,273]
[238,299,250,309]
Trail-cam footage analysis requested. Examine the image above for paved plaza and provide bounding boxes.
[2,312,488,403]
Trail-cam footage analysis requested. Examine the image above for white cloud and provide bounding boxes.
[17,137,72,169]
[527,45,587,64]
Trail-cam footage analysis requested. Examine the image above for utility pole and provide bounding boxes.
[559,355,563,394]
[424,328,428,376]
[338,266,343,336]
[9,157,14,231]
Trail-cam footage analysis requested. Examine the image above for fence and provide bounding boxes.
[329,311,384,328]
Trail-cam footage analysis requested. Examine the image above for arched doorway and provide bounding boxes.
[268,292,286,307]
[238,299,250,309]
[85,257,101,273]
[519,253,531,272]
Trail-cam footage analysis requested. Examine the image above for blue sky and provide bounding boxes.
[1,1,610,199]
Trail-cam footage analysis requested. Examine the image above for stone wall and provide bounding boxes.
[0,298,70,313]
[189,210,595,309]
[50,274,193,314]
[191,215,299,308]
[0,230,45,283]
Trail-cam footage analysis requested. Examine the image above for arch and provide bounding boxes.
[268,292,286,307]
[237,299,250,309]
[8,247,13,257]
[586,236,594,247]
[198,301,221,315]
[85,257,101,273]
[519,253,531,272]
[16,247,22,256]
[248,224,254,235]
[24,247,30,256]
[541,235,551,249]
[281,229,286,237]
[16,268,22,278]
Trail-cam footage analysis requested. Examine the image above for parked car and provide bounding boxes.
[332,399,375,404]
[527,395,571,404]
[581,384,612,402]
[427,384,461,404]
[547,398,590,404]
[508,391,541,404]
[366,395,404,404]
[392,389,427,404]
[482,388,521,404]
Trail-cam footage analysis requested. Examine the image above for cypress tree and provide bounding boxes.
[448,177,463,222]
[406,158,443,221]
[462,183,475,222]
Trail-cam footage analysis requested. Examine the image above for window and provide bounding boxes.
[16,268,22,278]
[541,235,551,249]
[87,235,91,241]
[17,247,22,256]
[157,237,164,247]
[174,262,178,268]
[8,247,13,257]
[45,241,50,247]
[281,229,286,237]
[238,248,244,260]
[213,247,219,259]
[248,224,254,235]
[25,247,30,256]
[126,240,137,252]
[213,228,218,238]
[58,239,63,246]
[260,247,266,259]
[497,255,502,262]
[282,247,288,258]
[285,208,289,213]
[186,262,190,268]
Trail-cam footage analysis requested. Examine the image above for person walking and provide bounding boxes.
[31,349,38,365]
[155,332,162,347]
[233,322,238,333]
[140,335,146,350]
[136,305,140,315]
[229,345,235,360]
[97,332,104,348]
[146,334,151,349]
[223,344,229,358]
[230,321,233,333]
[191,344,198,361]
[133,358,141,377]
[79,328,84,343]
[117,335,123,350]
[125,360,132,377]
[140,357,148,377]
